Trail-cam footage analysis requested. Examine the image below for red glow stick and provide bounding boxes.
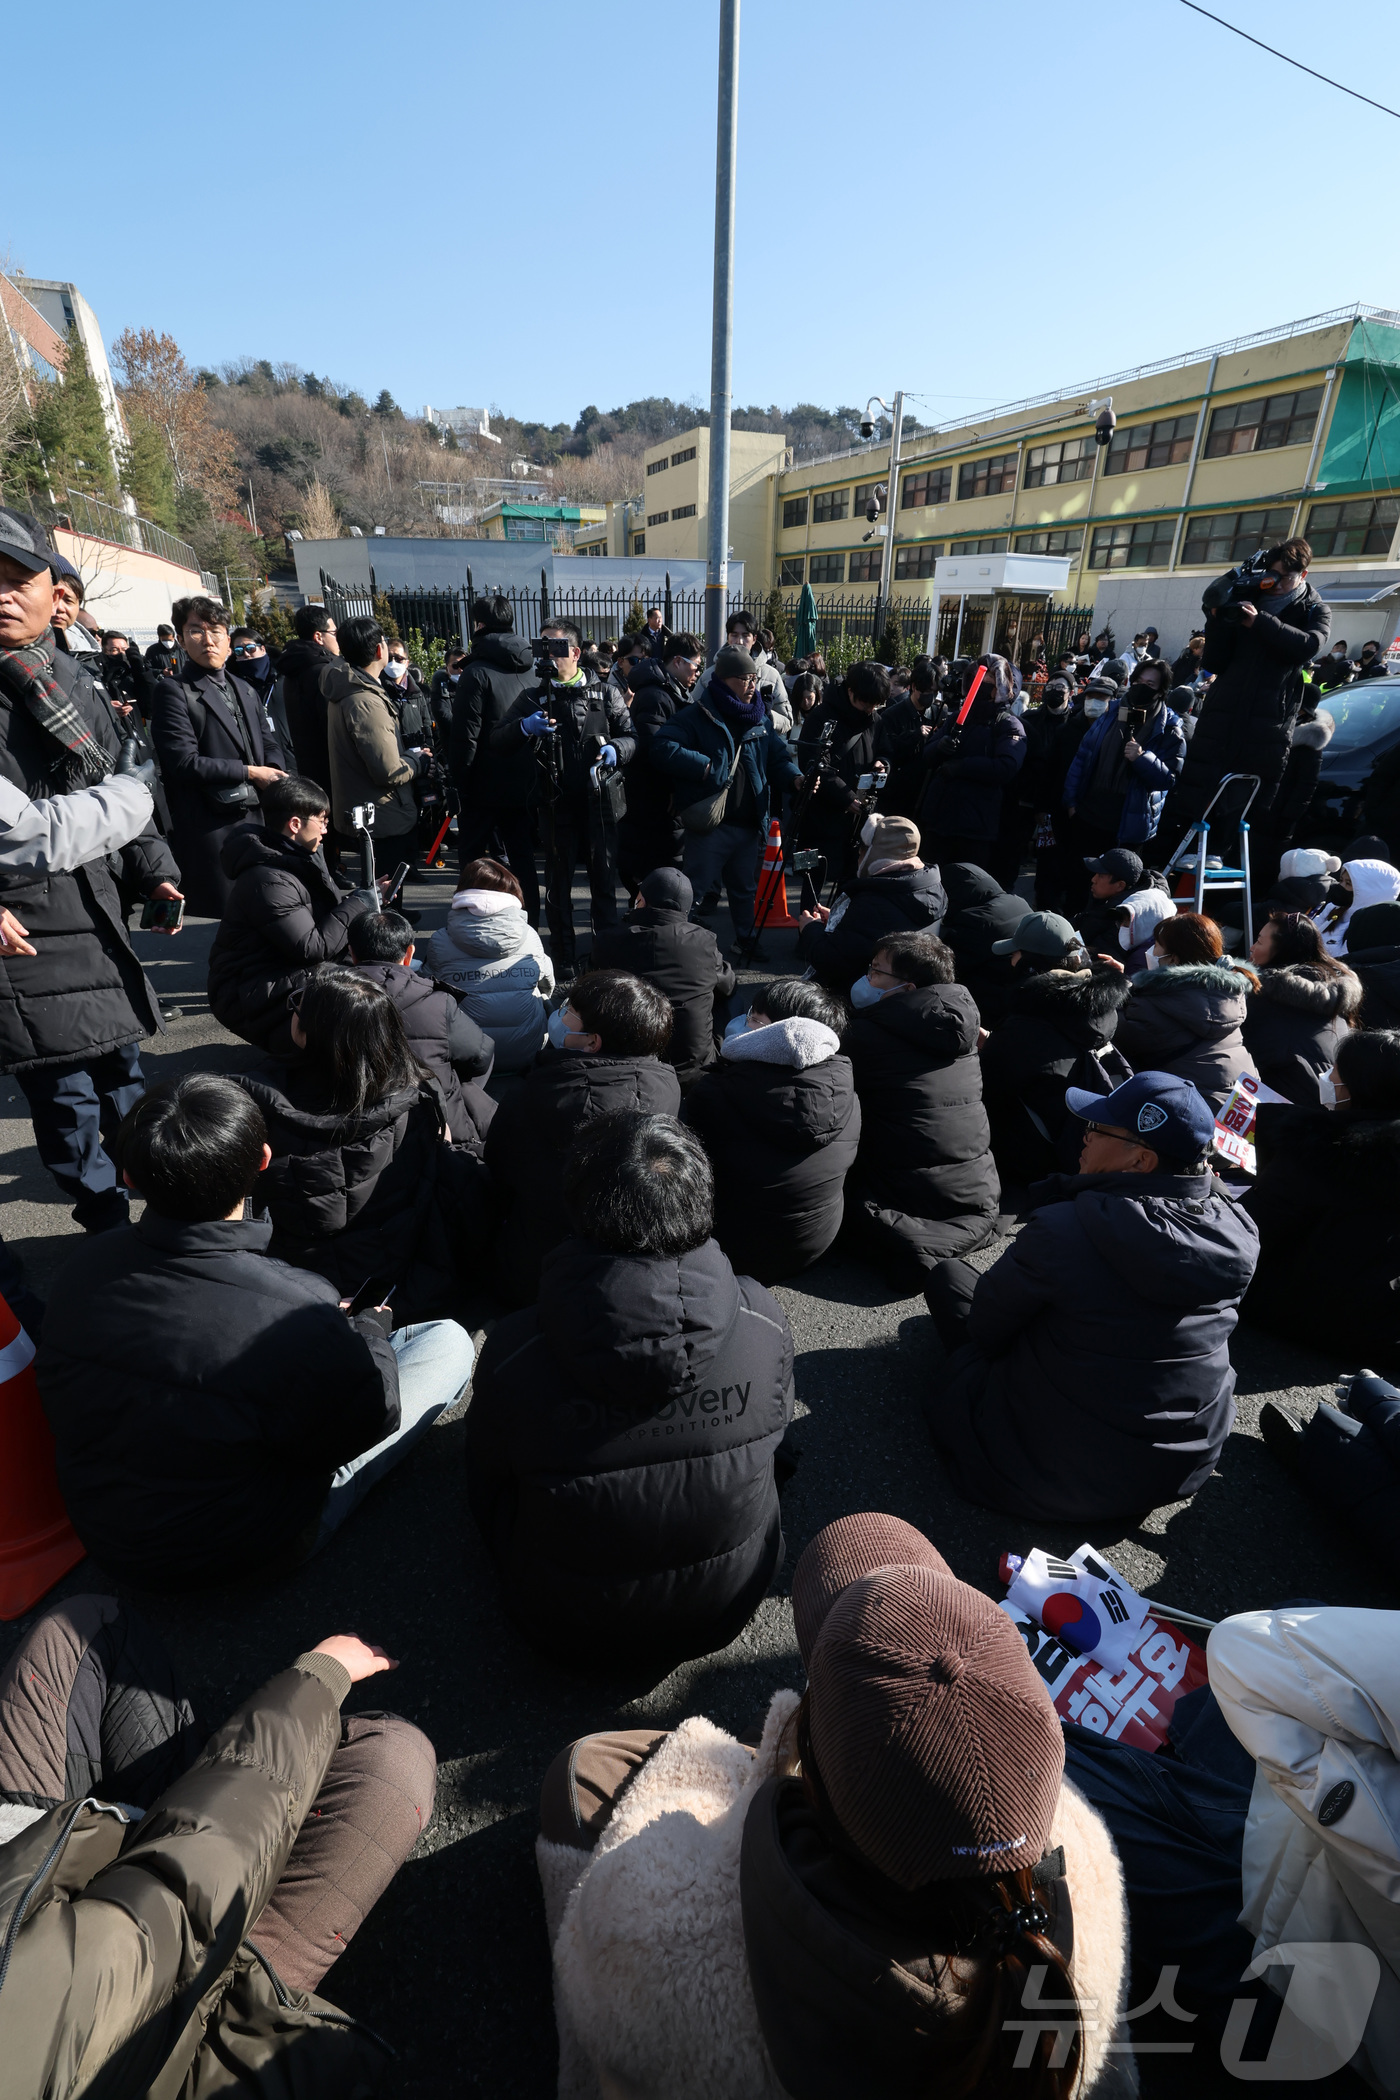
[955,663,987,726]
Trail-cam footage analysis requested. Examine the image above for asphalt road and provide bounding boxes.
[0,859,1377,2099]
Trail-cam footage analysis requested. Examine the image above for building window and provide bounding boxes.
[1305,496,1400,559]
[671,503,697,520]
[587,542,603,557]
[809,552,845,583]
[1205,387,1324,459]
[671,445,696,466]
[1023,435,1096,487]
[1104,413,1199,476]
[948,535,1009,555]
[1088,518,1177,570]
[957,452,1018,501]
[902,466,952,509]
[894,543,940,578]
[504,516,547,542]
[848,548,882,581]
[812,488,849,523]
[782,495,808,529]
[779,557,804,585]
[646,511,669,527]
[1180,506,1295,567]
[632,534,645,555]
[1013,527,1084,555]
[646,458,668,476]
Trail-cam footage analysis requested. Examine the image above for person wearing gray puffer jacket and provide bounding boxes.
[424,858,555,1073]
[1113,948,1255,1110]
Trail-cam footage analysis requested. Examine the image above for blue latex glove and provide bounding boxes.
[521,709,555,737]
[599,743,618,767]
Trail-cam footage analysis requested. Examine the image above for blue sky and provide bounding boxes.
[7,0,1396,429]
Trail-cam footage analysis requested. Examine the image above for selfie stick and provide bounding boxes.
[955,663,987,727]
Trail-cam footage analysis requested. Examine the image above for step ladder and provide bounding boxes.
[1162,772,1260,932]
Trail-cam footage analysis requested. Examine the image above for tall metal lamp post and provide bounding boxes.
[704,0,740,663]
[860,393,905,643]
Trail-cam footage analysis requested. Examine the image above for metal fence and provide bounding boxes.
[319,568,771,649]
[56,488,204,576]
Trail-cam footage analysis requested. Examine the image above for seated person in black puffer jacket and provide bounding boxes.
[465,1111,795,1668]
[238,966,490,1323]
[347,910,496,1147]
[937,861,1026,1025]
[844,929,1001,1280]
[795,814,947,993]
[979,911,1132,1186]
[484,969,681,1306]
[207,775,376,1056]
[683,978,860,1285]
[589,867,736,1087]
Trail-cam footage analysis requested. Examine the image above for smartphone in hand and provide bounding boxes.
[140,896,185,932]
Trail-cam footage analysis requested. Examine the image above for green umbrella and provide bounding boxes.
[794,581,817,658]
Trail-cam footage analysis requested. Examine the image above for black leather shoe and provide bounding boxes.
[1259,1402,1304,1476]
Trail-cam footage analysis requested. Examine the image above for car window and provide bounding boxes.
[1317,686,1400,756]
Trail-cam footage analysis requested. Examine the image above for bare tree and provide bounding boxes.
[299,476,340,539]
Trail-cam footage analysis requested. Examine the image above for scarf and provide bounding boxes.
[0,630,113,786]
[710,686,767,732]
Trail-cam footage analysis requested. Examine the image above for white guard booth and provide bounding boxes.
[924,550,1074,657]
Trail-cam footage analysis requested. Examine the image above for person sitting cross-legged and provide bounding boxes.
[923,1070,1259,1521]
[465,1110,795,1669]
[36,1072,475,1587]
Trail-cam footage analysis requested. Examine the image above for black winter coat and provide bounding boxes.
[917,696,1026,842]
[1017,701,1075,809]
[238,1066,488,1321]
[206,826,367,1054]
[276,637,339,793]
[797,698,892,841]
[484,1052,683,1305]
[349,957,496,1145]
[151,663,285,917]
[1242,964,1362,1106]
[980,967,1132,1184]
[37,1212,399,1589]
[589,905,736,1082]
[0,656,162,1074]
[620,659,689,836]
[796,863,948,991]
[871,693,928,818]
[845,981,1001,1274]
[464,1234,795,1666]
[938,861,1027,1022]
[1173,581,1331,823]
[683,1045,861,1284]
[1112,961,1253,1110]
[493,672,636,806]
[1242,1107,1400,1372]
[1349,935,1400,1030]
[449,632,538,810]
[929,1166,1260,1520]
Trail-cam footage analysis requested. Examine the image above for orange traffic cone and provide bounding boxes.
[0,1294,83,1618]
[753,818,802,932]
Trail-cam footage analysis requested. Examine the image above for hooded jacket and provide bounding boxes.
[0,1648,393,2099]
[465,1234,794,1666]
[1113,960,1254,1110]
[537,1688,1129,2100]
[1114,887,1178,974]
[349,957,496,1146]
[207,824,369,1052]
[929,1165,1260,1520]
[796,697,892,840]
[653,693,802,836]
[1346,902,1400,1030]
[918,684,1026,843]
[1062,695,1185,843]
[683,1020,861,1285]
[1242,963,1361,1106]
[844,981,1001,1274]
[449,630,538,809]
[1242,1104,1400,1370]
[484,1051,683,1305]
[37,1212,399,1589]
[238,1065,489,1321]
[326,663,420,838]
[936,861,1026,1022]
[1209,1606,1400,2100]
[1174,578,1331,821]
[1314,858,1400,957]
[796,862,948,991]
[590,889,736,1082]
[621,658,691,837]
[980,967,1133,1184]
[425,888,554,1072]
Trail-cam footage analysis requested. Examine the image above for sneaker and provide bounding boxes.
[1259,1402,1304,1476]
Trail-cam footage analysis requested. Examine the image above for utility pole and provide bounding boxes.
[874,390,904,642]
[704,0,740,664]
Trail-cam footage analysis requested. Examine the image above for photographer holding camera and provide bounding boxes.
[491,620,634,977]
[1061,657,1185,877]
[1167,536,1330,852]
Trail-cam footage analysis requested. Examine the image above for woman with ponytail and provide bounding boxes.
[536,1513,1131,2099]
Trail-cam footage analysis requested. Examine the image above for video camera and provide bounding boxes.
[1202,547,1273,624]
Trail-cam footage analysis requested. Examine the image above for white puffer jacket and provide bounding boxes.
[425,889,553,1073]
[538,1689,1134,2100]
[1210,1606,1400,2095]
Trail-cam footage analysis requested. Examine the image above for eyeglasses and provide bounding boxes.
[1081,1122,1134,1143]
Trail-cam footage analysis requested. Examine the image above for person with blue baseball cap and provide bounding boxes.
[921,1067,1260,1521]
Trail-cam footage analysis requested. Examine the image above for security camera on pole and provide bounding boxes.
[861,394,905,645]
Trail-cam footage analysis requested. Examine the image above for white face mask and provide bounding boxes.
[1144,946,1164,969]
[1318,1073,1340,1107]
[1083,697,1109,718]
[387,658,407,680]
